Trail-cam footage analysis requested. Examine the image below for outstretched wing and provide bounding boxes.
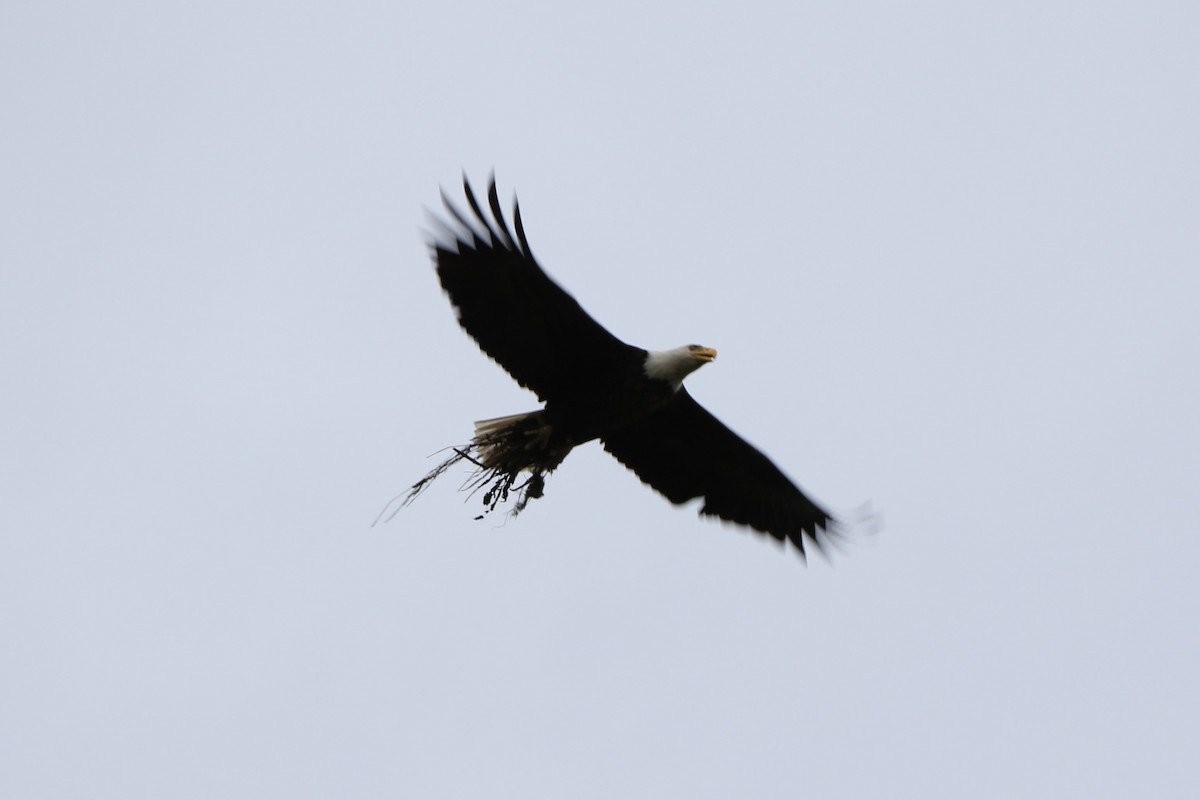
[601,389,837,558]
[429,176,640,403]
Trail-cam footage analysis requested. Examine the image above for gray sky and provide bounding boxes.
[3,1,1199,797]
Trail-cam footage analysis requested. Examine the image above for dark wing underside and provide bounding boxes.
[601,389,836,558]
[430,177,640,403]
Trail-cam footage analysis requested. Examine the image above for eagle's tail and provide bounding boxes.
[398,410,571,519]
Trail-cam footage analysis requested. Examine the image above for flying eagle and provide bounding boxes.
[405,177,842,557]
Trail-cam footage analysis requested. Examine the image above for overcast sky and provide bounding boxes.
[3,1,1199,797]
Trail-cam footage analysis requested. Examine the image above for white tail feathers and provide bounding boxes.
[473,411,540,437]
[401,409,569,520]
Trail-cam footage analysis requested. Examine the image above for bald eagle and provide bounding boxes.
[405,177,841,558]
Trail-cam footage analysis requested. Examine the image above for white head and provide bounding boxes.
[643,344,718,389]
